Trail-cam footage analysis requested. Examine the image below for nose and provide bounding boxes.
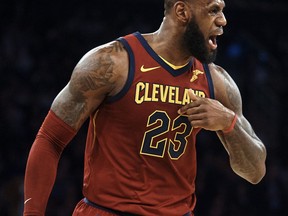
[216,12,227,27]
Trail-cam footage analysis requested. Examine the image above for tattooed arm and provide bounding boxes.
[211,64,266,184]
[24,41,128,215]
[178,63,266,184]
[52,41,128,129]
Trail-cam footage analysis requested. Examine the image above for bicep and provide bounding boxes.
[210,64,259,141]
[210,63,243,116]
[51,46,119,130]
[50,81,106,131]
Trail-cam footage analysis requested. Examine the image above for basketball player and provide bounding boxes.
[23,0,267,215]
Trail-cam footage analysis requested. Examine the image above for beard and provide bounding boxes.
[182,18,217,64]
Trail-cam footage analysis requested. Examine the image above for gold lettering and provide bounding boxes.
[160,85,169,102]
[191,89,205,98]
[151,84,160,102]
[183,89,191,105]
[198,91,205,98]
[144,83,152,102]
[168,86,176,103]
[135,82,206,105]
[174,87,182,105]
[135,82,145,104]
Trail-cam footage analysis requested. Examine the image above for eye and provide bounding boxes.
[209,6,221,16]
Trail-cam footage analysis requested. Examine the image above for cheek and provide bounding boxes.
[197,19,213,36]
[197,23,208,37]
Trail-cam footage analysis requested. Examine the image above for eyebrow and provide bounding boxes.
[206,0,225,9]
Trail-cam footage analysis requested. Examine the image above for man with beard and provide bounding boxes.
[23,0,267,215]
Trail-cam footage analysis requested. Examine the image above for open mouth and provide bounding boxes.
[208,35,217,50]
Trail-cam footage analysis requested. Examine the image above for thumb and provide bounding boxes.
[188,89,198,102]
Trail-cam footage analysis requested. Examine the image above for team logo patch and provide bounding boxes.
[190,69,204,82]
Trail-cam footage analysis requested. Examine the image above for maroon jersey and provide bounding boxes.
[82,32,214,216]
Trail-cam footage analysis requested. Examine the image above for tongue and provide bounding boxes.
[209,38,217,50]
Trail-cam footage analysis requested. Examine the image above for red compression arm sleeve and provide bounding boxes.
[24,110,77,216]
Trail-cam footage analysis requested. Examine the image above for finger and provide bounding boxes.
[178,90,199,115]
[178,104,191,115]
[188,89,198,102]
[178,89,200,115]
[178,107,186,115]
[189,119,201,128]
[189,114,206,129]
[188,112,202,121]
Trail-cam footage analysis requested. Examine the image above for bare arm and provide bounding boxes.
[51,41,127,129]
[212,64,266,184]
[24,41,128,215]
[178,63,266,184]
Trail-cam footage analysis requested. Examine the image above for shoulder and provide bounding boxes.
[50,40,129,128]
[208,63,242,114]
[71,40,129,96]
[76,40,128,73]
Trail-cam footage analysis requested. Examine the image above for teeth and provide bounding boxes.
[209,39,213,45]
[209,38,217,50]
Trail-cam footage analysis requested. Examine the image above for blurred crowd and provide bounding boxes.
[1,0,287,215]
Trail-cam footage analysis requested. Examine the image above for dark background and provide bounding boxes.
[1,0,287,215]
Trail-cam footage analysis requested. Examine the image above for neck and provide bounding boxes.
[150,19,191,65]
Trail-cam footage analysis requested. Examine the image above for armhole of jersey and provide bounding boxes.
[105,37,135,103]
[203,64,215,99]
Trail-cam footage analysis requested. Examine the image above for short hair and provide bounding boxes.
[164,0,177,13]
[164,0,188,14]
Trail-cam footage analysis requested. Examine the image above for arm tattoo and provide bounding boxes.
[223,75,239,112]
[110,41,125,53]
[56,47,117,128]
[75,53,114,90]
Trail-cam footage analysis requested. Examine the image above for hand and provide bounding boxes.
[178,89,235,131]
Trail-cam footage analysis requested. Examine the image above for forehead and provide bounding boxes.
[196,0,225,7]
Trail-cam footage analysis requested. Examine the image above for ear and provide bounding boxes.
[174,1,190,23]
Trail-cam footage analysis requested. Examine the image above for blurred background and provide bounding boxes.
[0,0,287,215]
